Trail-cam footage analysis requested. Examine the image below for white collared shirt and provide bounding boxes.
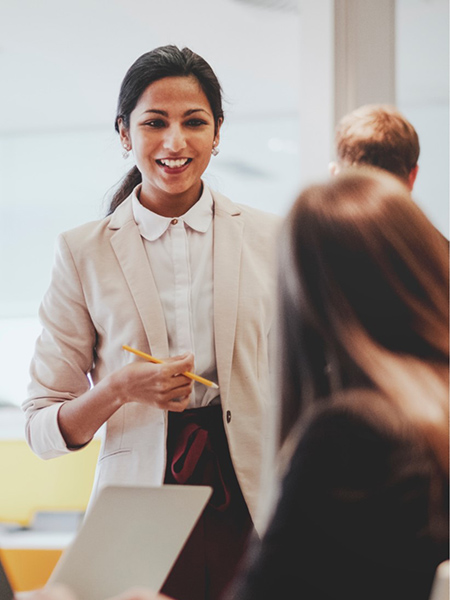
[132,184,219,408]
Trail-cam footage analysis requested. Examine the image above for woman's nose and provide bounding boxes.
[162,126,187,153]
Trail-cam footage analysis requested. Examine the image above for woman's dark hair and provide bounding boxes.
[278,167,449,470]
[107,45,224,214]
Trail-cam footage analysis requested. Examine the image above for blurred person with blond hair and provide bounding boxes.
[329,104,449,249]
[329,103,420,190]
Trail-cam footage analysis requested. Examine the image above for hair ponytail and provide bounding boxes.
[107,166,142,216]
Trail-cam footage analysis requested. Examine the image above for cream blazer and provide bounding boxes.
[23,189,282,525]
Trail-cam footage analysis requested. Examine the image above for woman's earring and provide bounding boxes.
[122,144,131,159]
[211,142,219,156]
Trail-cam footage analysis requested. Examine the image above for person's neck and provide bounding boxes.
[138,182,203,217]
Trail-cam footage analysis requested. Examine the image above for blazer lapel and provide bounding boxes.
[212,193,244,402]
[109,198,169,358]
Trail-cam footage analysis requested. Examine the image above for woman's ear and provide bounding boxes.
[118,118,131,150]
[214,117,223,147]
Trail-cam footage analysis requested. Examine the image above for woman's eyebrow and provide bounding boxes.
[183,108,210,116]
[142,109,168,116]
[141,108,210,117]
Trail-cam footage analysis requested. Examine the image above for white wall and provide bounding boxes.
[396,0,449,234]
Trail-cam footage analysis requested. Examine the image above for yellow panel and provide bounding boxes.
[0,439,100,526]
[0,547,63,592]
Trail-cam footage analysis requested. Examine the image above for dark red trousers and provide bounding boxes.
[160,405,253,600]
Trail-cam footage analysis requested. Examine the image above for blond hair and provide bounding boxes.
[335,104,420,182]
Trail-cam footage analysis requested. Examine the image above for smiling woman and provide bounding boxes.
[108,46,225,217]
[22,45,282,600]
[118,75,221,216]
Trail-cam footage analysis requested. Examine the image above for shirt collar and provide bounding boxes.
[132,183,213,242]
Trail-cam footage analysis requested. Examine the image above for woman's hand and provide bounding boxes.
[115,353,195,412]
[57,353,195,448]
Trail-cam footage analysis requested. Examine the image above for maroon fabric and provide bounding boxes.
[160,405,253,600]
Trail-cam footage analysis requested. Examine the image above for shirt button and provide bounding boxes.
[171,218,178,225]
[226,410,232,423]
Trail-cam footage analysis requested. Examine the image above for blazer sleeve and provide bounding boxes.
[228,403,448,600]
[23,232,97,459]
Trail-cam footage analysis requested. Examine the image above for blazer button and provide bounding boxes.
[226,410,232,423]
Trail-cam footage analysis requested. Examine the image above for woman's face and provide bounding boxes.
[119,75,221,214]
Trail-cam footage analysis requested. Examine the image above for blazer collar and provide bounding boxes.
[108,195,135,230]
[108,195,169,359]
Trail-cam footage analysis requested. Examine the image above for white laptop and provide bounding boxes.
[48,484,211,600]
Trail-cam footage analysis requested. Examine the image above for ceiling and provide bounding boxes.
[0,0,448,136]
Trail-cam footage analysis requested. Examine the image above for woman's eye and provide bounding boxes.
[186,119,207,127]
[145,119,165,128]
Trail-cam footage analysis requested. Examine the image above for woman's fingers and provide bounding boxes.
[162,353,195,377]
[120,352,197,408]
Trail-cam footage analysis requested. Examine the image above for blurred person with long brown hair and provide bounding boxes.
[227,167,449,600]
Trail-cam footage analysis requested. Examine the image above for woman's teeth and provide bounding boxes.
[158,158,191,168]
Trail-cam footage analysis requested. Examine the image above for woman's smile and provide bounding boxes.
[156,157,193,172]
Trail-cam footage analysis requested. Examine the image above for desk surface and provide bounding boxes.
[0,528,75,593]
[0,529,74,550]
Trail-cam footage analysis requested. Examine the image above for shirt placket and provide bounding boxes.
[170,219,194,357]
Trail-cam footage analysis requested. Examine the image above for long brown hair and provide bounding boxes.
[278,167,449,472]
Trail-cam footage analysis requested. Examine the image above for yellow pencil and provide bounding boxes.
[122,345,219,390]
